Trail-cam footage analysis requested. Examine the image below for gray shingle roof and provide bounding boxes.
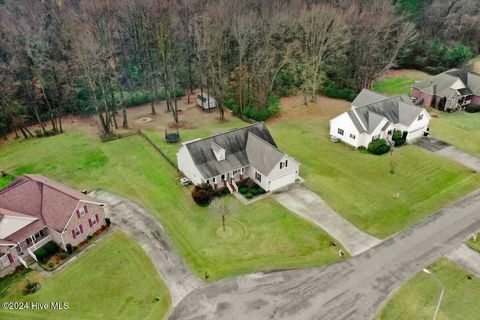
[414,69,480,96]
[246,133,285,175]
[351,94,423,133]
[347,111,366,133]
[352,89,387,108]
[184,122,278,179]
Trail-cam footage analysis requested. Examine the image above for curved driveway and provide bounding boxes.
[170,189,480,320]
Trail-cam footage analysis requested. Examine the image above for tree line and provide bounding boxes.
[0,0,478,140]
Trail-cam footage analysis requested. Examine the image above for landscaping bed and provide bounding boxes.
[237,179,266,199]
[38,224,110,272]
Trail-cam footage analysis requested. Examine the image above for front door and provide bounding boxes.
[15,245,22,255]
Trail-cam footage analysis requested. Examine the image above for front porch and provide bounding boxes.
[14,227,52,267]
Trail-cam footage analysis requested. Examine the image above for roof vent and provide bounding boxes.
[211,142,225,161]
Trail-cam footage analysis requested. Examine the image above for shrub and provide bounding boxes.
[66,244,73,254]
[34,247,49,263]
[251,188,259,196]
[322,80,358,102]
[465,104,480,113]
[105,217,111,226]
[192,183,215,206]
[368,139,391,155]
[392,131,406,146]
[58,252,68,259]
[87,235,93,241]
[245,192,253,199]
[243,96,280,121]
[44,241,59,255]
[239,187,248,194]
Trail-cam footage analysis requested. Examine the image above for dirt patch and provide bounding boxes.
[270,95,350,124]
[376,69,430,81]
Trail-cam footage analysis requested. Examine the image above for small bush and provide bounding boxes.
[358,146,369,154]
[245,192,253,199]
[87,235,93,241]
[392,131,406,146]
[57,252,68,259]
[243,96,280,121]
[66,244,73,254]
[44,241,59,255]
[251,188,259,196]
[368,139,391,155]
[192,183,215,206]
[239,187,248,194]
[105,217,111,226]
[465,104,480,113]
[34,247,49,263]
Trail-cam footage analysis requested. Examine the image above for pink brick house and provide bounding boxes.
[412,69,480,111]
[0,175,107,277]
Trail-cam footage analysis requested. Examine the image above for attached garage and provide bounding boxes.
[268,171,298,191]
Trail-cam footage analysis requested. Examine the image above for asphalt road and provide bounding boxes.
[170,188,480,320]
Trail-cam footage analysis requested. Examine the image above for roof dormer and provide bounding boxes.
[211,142,225,161]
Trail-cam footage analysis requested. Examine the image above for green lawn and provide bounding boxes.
[269,117,480,238]
[430,111,480,157]
[377,258,480,320]
[0,130,344,280]
[372,70,430,96]
[0,231,170,320]
[143,116,246,166]
[372,76,418,95]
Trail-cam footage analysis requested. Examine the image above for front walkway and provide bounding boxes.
[417,136,480,172]
[272,184,381,256]
[446,244,480,278]
[89,190,203,307]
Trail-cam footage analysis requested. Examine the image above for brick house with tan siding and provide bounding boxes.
[0,175,107,277]
[412,69,480,111]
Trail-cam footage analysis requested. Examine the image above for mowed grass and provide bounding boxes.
[430,110,480,157]
[0,231,170,320]
[143,116,246,166]
[467,233,480,252]
[377,258,480,320]
[0,130,344,280]
[269,111,480,238]
[372,70,430,95]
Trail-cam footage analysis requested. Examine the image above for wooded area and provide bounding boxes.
[0,0,478,139]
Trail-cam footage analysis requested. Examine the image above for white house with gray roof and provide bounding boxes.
[330,89,431,148]
[176,123,300,192]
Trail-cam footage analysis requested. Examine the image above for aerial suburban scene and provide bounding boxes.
[1,0,480,319]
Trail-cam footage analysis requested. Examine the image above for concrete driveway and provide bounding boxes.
[447,244,480,278]
[273,184,381,256]
[90,190,203,307]
[417,136,480,172]
[170,188,480,320]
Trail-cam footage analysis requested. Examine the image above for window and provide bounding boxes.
[233,169,240,175]
[212,177,216,183]
[221,174,225,181]
[388,130,392,135]
[349,134,356,139]
[255,172,262,182]
[280,160,289,169]
[372,134,380,142]
[337,128,344,136]
[76,205,88,218]
[206,179,209,184]
[89,214,100,228]
[418,114,424,121]
[72,225,83,239]
[0,253,10,267]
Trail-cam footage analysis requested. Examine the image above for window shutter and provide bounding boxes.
[76,210,80,218]
[285,160,288,167]
[95,214,99,223]
[7,253,13,264]
[88,218,92,228]
[280,162,283,169]
[79,224,84,234]
[72,229,76,239]
[84,205,88,214]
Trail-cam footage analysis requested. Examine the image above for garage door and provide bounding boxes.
[269,172,297,191]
